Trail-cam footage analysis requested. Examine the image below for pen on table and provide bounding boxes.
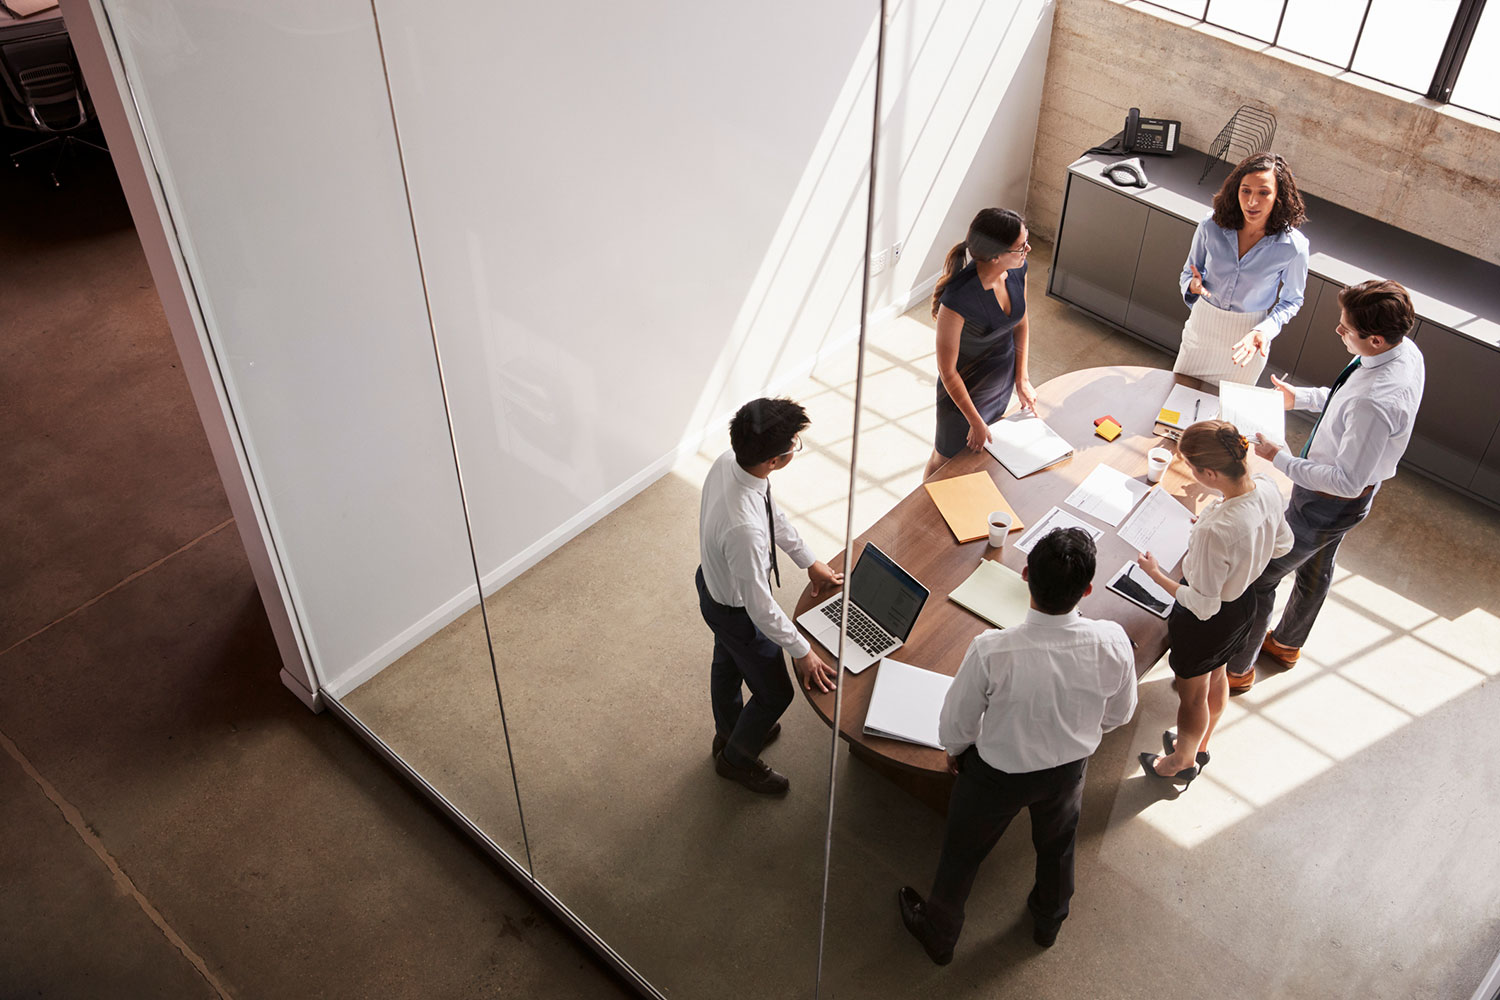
[1192,399,1200,421]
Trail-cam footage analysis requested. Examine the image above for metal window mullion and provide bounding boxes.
[1427,0,1488,102]
[1272,0,1291,46]
[1346,0,1375,71]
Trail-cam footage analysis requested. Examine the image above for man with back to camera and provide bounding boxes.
[898,528,1137,962]
[1228,279,1426,693]
[696,397,843,795]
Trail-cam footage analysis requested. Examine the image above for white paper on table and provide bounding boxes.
[863,658,954,750]
[1064,464,1150,527]
[1115,487,1194,572]
[1158,384,1220,429]
[1014,505,1105,555]
[1218,382,1286,445]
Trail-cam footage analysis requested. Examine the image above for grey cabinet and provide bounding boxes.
[1123,211,1196,351]
[1050,177,1149,326]
[1269,275,1335,377]
[1472,425,1500,503]
[1288,279,1349,387]
[1402,321,1500,487]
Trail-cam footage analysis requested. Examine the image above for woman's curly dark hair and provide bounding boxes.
[1211,152,1306,235]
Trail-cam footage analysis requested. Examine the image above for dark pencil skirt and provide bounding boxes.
[1167,581,1256,679]
[935,347,1016,458]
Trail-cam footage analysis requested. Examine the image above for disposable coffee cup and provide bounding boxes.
[1147,447,1172,484]
[987,510,1013,549]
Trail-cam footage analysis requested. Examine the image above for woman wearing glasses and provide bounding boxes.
[1173,151,1310,386]
[925,208,1036,479]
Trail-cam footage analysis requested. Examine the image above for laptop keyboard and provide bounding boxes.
[819,598,896,656]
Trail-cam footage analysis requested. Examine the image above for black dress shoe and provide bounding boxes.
[1139,752,1197,783]
[1032,921,1059,948]
[1163,730,1210,770]
[897,886,953,966]
[712,722,781,761]
[714,754,789,795]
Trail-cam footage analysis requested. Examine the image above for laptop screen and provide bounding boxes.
[850,542,929,641]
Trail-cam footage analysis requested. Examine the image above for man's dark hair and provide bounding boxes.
[1026,527,1096,614]
[729,397,809,468]
[1338,279,1414,344]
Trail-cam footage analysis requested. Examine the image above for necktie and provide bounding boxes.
[764,487,781,588]
[1300,358,1361,459]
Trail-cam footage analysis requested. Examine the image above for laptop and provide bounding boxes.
[796,542,930,673]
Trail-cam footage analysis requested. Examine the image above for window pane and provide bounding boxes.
[1207,0,1285,42]
[1449,4,1500,118]
[1351,0,1460,94]
[1144,0,1209,18]
[1277,0,1369,66]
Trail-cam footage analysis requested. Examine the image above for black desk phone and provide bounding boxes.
[1123,107,1179,155]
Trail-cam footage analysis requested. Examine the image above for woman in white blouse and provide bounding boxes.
[1136,421,1293,782]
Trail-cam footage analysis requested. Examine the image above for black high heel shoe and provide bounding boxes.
[1163,730,1210,770]
[1139,751,1197,783]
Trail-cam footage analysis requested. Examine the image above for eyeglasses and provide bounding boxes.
[1006,241,1031,255]
[778,435,804,459]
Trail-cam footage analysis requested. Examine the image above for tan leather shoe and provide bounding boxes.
[1227,669,1254,695]
[1261,632,1301,668]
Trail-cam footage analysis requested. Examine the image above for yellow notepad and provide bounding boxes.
[923,470,1024,544]
[948,559,1032,629]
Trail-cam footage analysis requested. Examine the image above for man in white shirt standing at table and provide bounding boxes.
[898,528,1137,962]
[1228,279,1426,693]
[697,397,842,795]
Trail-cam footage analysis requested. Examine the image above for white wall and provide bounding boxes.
[377,0,1055,622]
[88,0,481,692]
[82,0,1054,696]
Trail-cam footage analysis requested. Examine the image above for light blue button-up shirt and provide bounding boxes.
[1179,214,1310,338]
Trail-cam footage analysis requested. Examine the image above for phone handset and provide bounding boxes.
[1124,107,1140,152]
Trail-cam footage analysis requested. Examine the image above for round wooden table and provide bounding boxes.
[794,365,1288,806]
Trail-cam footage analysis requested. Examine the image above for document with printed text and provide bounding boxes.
[1014,505,1105,555]
[1115,487,1194,572]
[1064,464,1150,527]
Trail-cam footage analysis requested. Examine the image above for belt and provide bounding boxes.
[1309,484,1374,501]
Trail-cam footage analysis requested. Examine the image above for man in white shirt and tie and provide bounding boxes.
[1229,279,1426,692]
[899,528,1137,961]
[697,397,842,795]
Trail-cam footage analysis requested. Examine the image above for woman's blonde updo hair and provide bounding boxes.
[1178,419,1249,479]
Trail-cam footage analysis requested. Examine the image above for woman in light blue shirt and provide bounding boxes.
[1174,152,1309,385]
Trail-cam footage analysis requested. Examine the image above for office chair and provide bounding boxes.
[0,30,108,187]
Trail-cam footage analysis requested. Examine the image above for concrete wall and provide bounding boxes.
[1026,0,1500,267]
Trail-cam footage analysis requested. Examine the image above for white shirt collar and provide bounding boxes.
[1358,336,1409,371]
[1023,607,1081,626]
[728,456,769,495]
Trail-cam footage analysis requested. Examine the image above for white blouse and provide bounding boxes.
[1176,473,1294,621]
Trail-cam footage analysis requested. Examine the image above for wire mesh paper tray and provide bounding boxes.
[1200,105,1277,183]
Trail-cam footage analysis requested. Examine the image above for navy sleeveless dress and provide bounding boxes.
[934,260,1027,458]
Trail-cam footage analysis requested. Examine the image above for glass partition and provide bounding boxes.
[90,0,530,862]
[359,0,879,993]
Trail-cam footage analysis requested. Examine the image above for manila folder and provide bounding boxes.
[923,470,1024,543]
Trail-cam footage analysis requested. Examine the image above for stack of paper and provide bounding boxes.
[1116,487,1194,572]
[923,471,1024,543]
[1014,506,1104,555]
[1218,382,1286,444]
[985,413,1073,478]
[863,659,953,749]
[1064,464,1150,527]
[947,559,1032,629]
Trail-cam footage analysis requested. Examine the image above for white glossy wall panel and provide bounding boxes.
[375,0,876,582]
[98,0,478,690]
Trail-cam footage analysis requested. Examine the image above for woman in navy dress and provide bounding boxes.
[925,208,1036,479]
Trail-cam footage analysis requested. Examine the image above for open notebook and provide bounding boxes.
[985,413,1073,478]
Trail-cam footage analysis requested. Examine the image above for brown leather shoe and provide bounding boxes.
[1261,632,1301,668]
[712,722,781,761]
[714,754,789,795]
[1227,669,1254,695]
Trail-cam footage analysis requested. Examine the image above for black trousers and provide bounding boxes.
[926,747,1086,950]
[695,567,794,767]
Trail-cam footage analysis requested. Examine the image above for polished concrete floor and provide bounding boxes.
[347,236,1500,995]
[0,148,627,997]
[6,145,1499,999]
